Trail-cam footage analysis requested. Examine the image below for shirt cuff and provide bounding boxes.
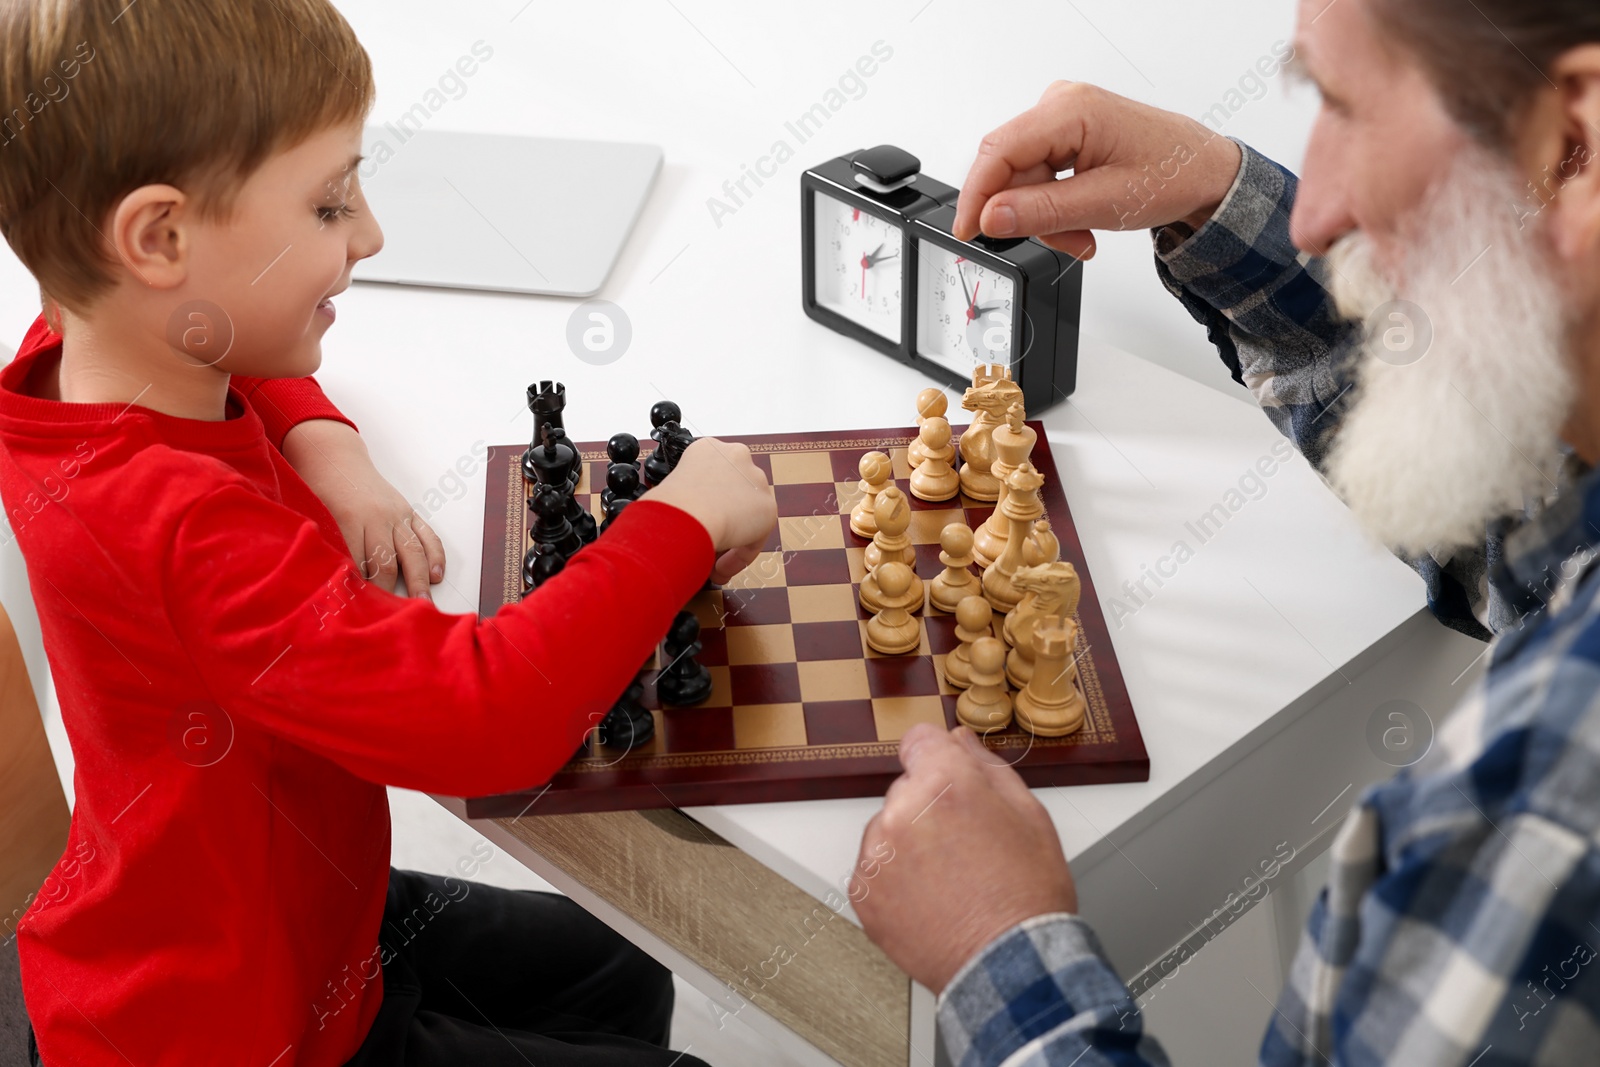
[937,913,1132,1067]
[1151,139,1304,296]
[234,375,358,450]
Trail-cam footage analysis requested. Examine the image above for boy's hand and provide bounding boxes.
[280,419,446,599]
[643,438,777,585]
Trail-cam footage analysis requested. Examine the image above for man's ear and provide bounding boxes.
[1543,45,1600,263]
[107,184,190,290]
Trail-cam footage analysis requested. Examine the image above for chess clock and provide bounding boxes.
[801,145,1083,412]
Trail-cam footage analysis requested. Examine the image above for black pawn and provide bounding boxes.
[522,541,565,592]
[649,401,682,442]
[529,484,582,561]
[607,432,641,471]
[657,610,712,707]
[599,495,631,535]
[596,676,654,750]
[601,462,641,512]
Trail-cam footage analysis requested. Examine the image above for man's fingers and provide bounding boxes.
[979,165,1142,239]
[955,87,1093,240]
[394,521,434,600]
[1037,231,1098,260]
[952,727,1049,815]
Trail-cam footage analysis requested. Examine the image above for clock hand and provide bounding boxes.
[955,264,974,311]
[965,280,981,322]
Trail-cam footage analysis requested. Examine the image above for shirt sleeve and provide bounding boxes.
[937,914,1172,1067]
[1151,141,1499,641]
[232,376,358,450]
[161,487,713,796]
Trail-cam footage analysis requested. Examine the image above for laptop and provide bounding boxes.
[351,127,662,298]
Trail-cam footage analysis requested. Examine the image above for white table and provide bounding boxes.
[0,2,1489,1063]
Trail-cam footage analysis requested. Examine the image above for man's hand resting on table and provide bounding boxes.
[644,437,778,586]
[281,419,447,599]
[854,724,1078,995]
[954,80,1244,259]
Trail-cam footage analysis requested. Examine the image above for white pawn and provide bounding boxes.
[866,562,922,655]
[930,523,980,613]
[1024,519,1061,566]
[909,417,960,502]
[943,595,993,690]
[850,451,893,538]
[956,637,1012,731]
[907,388,948,469]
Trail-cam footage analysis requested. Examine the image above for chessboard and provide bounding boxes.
[467,423,1148,817]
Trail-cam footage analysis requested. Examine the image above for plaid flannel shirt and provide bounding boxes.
[937,144,1600,1065]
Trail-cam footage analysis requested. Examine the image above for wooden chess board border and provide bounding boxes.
[469,423,1147,815]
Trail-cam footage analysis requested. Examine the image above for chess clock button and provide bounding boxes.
[851,145,921,192]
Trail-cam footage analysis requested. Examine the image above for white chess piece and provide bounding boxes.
[908,388,948,469]
[1014,620,1086,737]
[849,451,893,538]
[909,417,960,502]
[929,523,980,613]
[956,637,1012,730]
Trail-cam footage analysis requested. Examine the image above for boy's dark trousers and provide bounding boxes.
[31,868,710,1066]
[342,868,711,1066]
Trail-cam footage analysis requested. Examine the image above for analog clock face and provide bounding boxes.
[914,242,1017,379]
[812,191,903,343]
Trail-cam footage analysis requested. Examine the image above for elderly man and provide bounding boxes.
[855,1,1600,1064]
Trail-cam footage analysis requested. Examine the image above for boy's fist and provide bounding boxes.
[643,438,777,585]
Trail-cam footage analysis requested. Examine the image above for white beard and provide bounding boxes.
[1322,151,1575,557]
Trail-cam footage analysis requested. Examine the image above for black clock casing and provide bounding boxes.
[801,145,1083,410]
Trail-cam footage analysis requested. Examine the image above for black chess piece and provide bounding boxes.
[599,494,632,535]
[601,462,641,512]
[596,676,654,750]
[643,420,694,488]
[659,422,694,470]
[657,610,713,707]
[649,401,682,442]
[523,381,572,484]
[522,541,565,592]
[607,432,641,471]
[525,423,575,489]
[529,483,583,561]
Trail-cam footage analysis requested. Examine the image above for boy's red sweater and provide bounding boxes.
[2,318,713,1065]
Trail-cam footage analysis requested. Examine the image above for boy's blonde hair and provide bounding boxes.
[0,0,375,313]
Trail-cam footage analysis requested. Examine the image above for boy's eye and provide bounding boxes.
[316,203,357,223]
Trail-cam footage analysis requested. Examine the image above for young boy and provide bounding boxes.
[0,1,776,1064]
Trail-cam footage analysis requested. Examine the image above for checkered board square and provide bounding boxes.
[468,423,1148,817]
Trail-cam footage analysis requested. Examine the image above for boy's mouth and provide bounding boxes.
[316,296,336,322]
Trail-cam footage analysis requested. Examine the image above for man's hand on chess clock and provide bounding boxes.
[281,418,446,599]
[643,438,778,585]
[854,724,1077,995]
[954,80,1245,260]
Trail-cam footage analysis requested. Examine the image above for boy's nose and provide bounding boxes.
[351,210,383,262]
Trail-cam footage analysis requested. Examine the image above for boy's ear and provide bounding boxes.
[1543,45,1600,264]
[107,184,190,290]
